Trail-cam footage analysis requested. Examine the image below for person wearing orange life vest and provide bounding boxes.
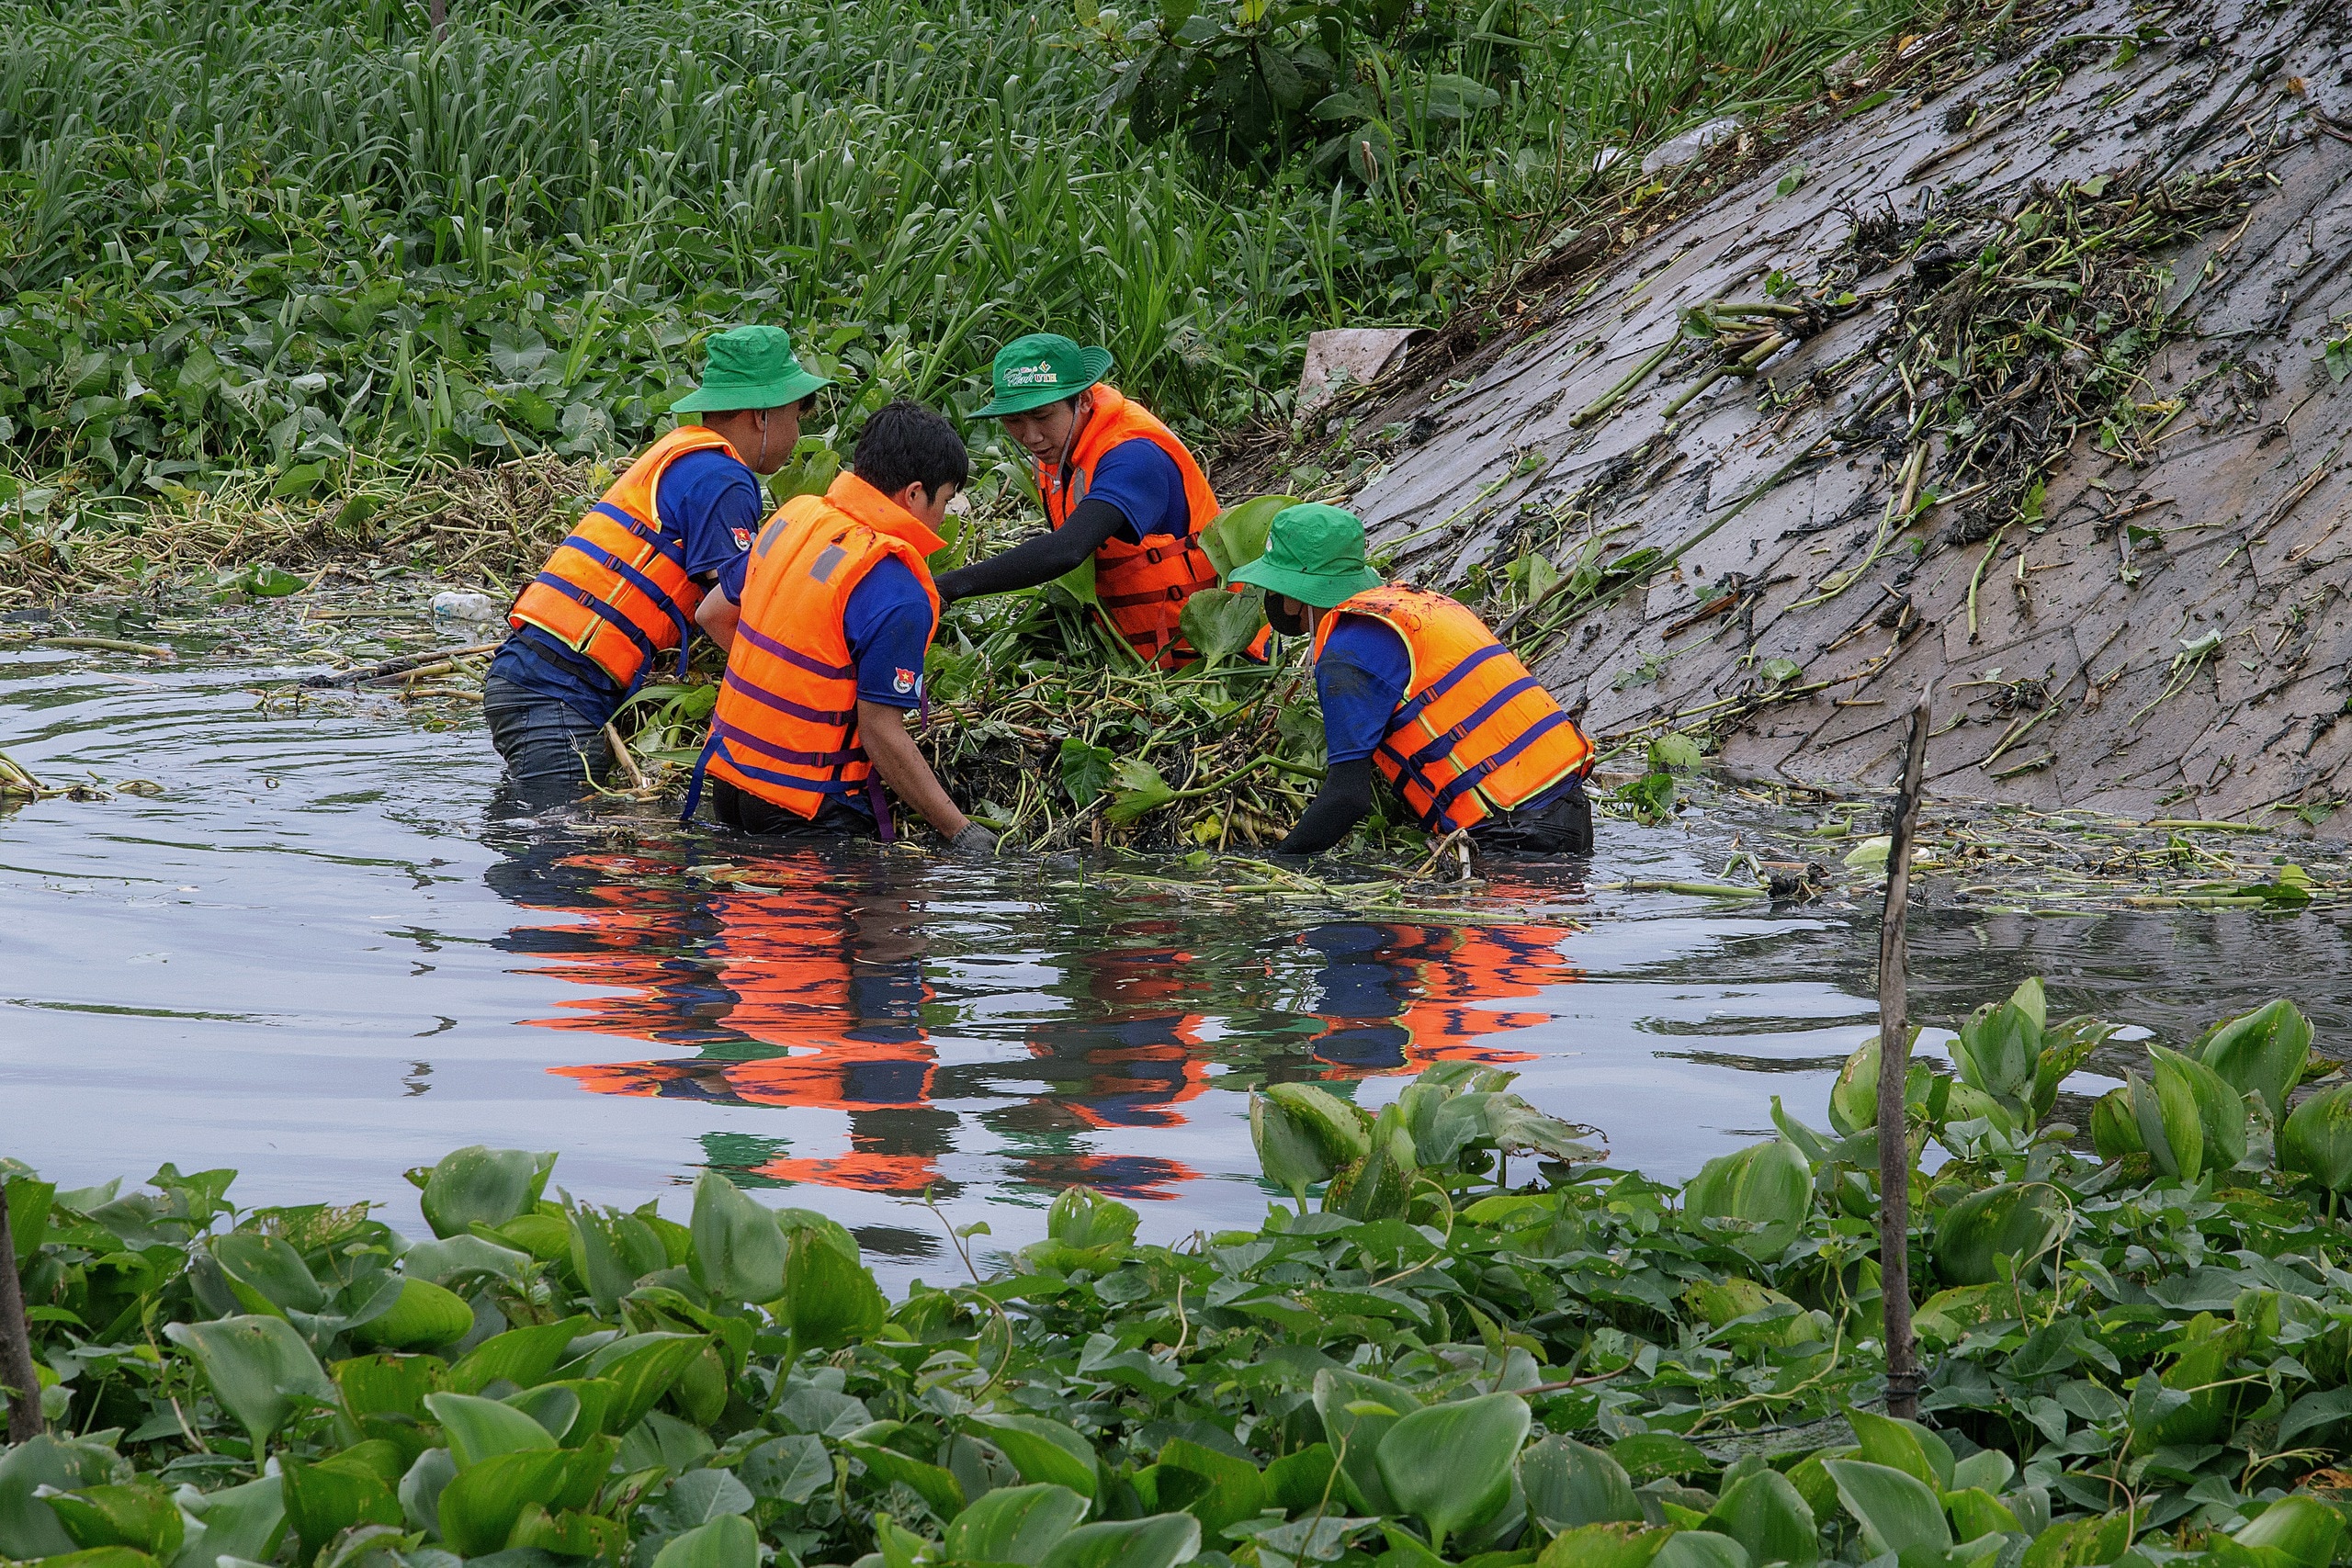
[931,333,1230,669]
[1233,503,1599,857]
[685,400,998,854]
[484,325,831,801]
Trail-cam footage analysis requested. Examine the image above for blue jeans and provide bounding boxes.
[481,674,612,804]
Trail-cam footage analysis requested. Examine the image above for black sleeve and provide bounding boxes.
[1275,757,1375,855]
[933,498,1128,603]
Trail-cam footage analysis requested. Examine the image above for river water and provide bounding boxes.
[8,606,2352,1280]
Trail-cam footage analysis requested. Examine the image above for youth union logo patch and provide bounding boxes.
[893,667,919,694]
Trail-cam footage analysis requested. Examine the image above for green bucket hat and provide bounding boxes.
[1231,503,1385,609]
[672,324,832,413]
[974,332,1113,417]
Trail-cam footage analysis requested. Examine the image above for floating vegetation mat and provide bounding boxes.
[11,979,2352,1568]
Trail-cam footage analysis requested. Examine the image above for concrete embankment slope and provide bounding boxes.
[1344,0,2351,818]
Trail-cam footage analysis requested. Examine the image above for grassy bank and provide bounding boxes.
[6,980,2352,1568]
[0,0,1930,581]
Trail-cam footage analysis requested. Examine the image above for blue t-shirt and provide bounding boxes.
[1316,615,1578,813]
[1082,438,1187,544]
[831,557,937,823]
[842,558,937,711]
[1317,616,1415,765]
[491,446,763,722]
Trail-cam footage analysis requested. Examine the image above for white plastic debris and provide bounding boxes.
[1640,117,1741,175]
[1296,327,1423,412]
[431,591,498,625]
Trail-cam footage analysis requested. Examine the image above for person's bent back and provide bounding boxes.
[1235,504,1596,858]
[686,401,997,855]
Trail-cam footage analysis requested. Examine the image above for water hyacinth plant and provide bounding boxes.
[8,985,2352,1568]
[0,0,1928,557]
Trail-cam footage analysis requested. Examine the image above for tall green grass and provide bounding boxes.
[0,0,1923,527]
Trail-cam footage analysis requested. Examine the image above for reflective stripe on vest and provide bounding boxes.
[1312,585,1595,835]
[689,472,944,824]
[509,424,736,691]
[1036,385,1221,669]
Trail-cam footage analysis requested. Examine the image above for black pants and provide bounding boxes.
[481,673,611,804]
[711,778,877,839]
[1470,787,1594,855]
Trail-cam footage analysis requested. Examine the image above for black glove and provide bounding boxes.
[949,822,1001,856]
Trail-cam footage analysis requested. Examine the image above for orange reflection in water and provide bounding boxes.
[1295,919,1565,1077]
[506,847,1580,1202]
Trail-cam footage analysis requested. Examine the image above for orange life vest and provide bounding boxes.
[693,472,944,822]
[1313,586,1595,835]
[508,425,737,690]
[1037,385,1221,668]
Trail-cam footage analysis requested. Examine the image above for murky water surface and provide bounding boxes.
[9,606,2352,1279]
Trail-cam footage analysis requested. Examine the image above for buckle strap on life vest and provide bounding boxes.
[1389,642,1508,735]
[682,731,871,826]
[717,665,859,728]
[588,500,687,570]
[1099,583,1193,609]
[1426,709,1575,828]
[544,536,695,678]
[733,619,855,681]
[1398,673,1544,773]
[707,713,864,770]
[679,729,724,824]
[524,570,667,685]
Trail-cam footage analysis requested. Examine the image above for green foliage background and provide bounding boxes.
[0,0,1916,520]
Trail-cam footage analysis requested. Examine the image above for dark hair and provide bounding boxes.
[854,400,968,501]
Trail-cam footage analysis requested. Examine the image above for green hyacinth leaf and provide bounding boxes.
[163,1314,337,1451]
[418,1147,556,1240]
[1682,1139,1813,1260]
[2090,1088,2143,1159]
[1520,1436,1641,1531]
[434,1449,568,1557]
[1374,1392,1531,1551]
[944,1483,1091,1566]
[776,1228,887,1350]
[44,1483,184,1561]
[971,1413,1100,1499]
[1930,1182,2065,1289]
[2128,1066,2201,1180]
[2282,1083,2352,1193]
[279,1458,401,1566]
[1532,1522,1671,1568]
[688,1170,788,1303]
[2197,997,2312,1122]
[1313,1367,1419,1516]
[1039,1514,1201,1568]
[581,1332,710,1435]
[346,1277,473,1352]
[1200,494,1295,579]
[445,1314,592,1394]
[650,1513,760,1568]
[1823,1460,1950,1559]
[1178,585,1266,666]
[2231,1495,2346,1567]
[1827,1038,1879,1138]
[1702,1468,1815,1565]
[1251,1089,1335,1205]
[2152,1044,2247,1172]
[423,1391,560,1468]
[169,1471,284,1568]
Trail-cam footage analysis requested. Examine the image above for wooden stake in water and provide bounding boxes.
[0,1193,44,1441]
[1877,685,1931,1421]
